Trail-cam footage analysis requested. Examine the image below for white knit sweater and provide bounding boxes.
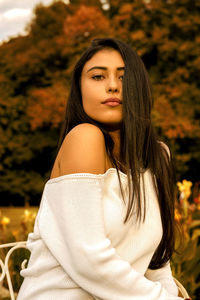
[17,168,183,300]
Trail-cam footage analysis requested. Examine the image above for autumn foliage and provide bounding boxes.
[0,0,200,205]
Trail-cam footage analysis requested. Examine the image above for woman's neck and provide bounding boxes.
[108,129,121,161]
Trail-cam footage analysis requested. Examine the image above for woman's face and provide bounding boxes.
[81,49,124,130]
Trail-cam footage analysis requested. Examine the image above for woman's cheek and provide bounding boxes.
[82,95,94,117]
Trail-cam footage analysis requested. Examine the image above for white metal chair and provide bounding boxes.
[173,277,191,299]
[0,241,30,300]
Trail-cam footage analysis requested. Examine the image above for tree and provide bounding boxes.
[0,0,199,206]
[0,2,71,205]
[112,0,200,180]
[0,1,113,205]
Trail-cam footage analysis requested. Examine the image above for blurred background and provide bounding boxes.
[0,0,199,299]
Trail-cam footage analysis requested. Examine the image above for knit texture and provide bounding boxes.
[17,168,182,300]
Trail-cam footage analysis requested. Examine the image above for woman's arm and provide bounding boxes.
[38,123,184,300]
[145,262,179,296]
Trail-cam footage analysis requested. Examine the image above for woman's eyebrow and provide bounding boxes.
[87,66,125,73]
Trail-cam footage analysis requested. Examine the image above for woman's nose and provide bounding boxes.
[107,86,118,93]
[106,77,120,93]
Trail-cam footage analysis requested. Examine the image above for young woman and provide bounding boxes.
[17,38,186,299]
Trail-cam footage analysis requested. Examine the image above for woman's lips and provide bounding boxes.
[103,101,121,106]
[102,98,122,106]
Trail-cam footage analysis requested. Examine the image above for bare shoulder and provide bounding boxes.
[58,123,106,175]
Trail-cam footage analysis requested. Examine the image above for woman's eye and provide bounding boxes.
[119,75,124,80]
[92,75,104,81]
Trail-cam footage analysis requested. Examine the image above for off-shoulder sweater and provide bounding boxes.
[17,168,183,300]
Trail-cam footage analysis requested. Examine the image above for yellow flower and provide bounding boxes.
[24,209,31,217]
[1,216,10,225]
[175,209,182,221]
[21,209,37,223]
[22,209,32,222]
[177,180,192,199]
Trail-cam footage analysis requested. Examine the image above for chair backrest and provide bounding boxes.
[0,241,30,300]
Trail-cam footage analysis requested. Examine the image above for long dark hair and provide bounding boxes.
[56,38,176,270]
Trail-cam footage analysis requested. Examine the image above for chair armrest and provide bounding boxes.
[173,277,191,299]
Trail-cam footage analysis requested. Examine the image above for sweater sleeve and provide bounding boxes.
[38,175,183,300]
[145,262,179,296]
